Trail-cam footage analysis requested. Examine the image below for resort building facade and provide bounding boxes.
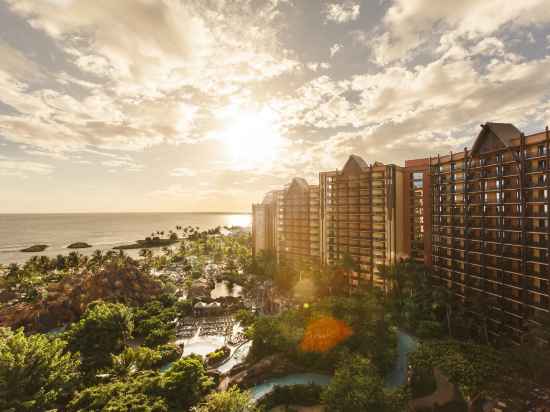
[252,122,550,340]
[251,191,278,257]
[276,178,321,270]
[319,155,408,289]
[429,123,550,342]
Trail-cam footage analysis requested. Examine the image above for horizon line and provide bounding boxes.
[0,211,251,215]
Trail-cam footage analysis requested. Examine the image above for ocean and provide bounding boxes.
[0,213,251,265]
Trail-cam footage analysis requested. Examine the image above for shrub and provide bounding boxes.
[206,346,231,366]
[259,384,323,410]
[416,320,444,339]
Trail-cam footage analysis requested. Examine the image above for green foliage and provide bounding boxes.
[206,346,230,366]
[133,299,177,348]
[249,316,293,360]
[66,301,134,372]
[156,343,182,364]
[235,308,256,327]
[144,327,174,348]
[416,320,445,339]
[321,355,387,412]
[175,299,194,317]
[110,346,163,377]
[258,384,322,410]
[70,356,213,411]
[248,295,397,374]
[67,372,168,412]
[161,356,214,410]
[409,340,503,400]
[193,386,260,412]
[0,328,81,411]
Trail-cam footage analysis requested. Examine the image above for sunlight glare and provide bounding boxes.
[217,106,285,170]
[226,214,252,227]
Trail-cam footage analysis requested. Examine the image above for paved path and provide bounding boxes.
[409,368,458,411]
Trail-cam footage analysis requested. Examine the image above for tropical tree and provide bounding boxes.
[161,356,214,410]
[321,355,387,412]
[431,285,457,337]
[66,301,134,372]
[410,340,503,406]
[192,386,259,412]
[110,346,163,377]
[139,248,154,267]
[67,374,167,412]
[0,328,81,411]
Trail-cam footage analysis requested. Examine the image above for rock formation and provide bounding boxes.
[0,260,163,332]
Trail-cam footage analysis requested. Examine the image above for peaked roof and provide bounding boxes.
[289,177,309,190]
[471,122,522,154]
[285,177,310,197]
[342,154,368,173]
[262,191,276,205]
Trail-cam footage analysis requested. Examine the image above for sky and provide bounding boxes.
[1,0,550,213]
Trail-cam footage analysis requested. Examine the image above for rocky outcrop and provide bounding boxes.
[20,245,48,252]
[67,242,92,249]
[187,278,214,299]
[0,261,163,332]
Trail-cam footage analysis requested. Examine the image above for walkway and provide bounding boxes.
[408,368,459,411]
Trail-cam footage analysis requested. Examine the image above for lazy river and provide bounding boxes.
[250,373,332,401]
[246,330,418,399]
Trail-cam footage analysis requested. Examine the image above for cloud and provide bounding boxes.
[0,159,54,178]
[171,167,198,177]
[100,158,143,172]
[324,1,360,23]
[330,44,342,57]
[0,0,299,156]
[370,0,550,64]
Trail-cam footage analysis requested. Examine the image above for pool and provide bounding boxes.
[249,373,331,401]
[217,340,252,374]
[384,330,418,388]
[246,330,418,399]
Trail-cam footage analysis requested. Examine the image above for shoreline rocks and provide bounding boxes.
[67,242,92,249]
[20,244,48,253]
[113,238,178,250]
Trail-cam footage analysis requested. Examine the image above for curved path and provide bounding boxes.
[408,368,458,411]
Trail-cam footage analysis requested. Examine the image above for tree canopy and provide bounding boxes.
[0,328,81,411]
[66,301,134,372]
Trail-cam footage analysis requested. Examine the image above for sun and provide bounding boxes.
[217,106,285,170]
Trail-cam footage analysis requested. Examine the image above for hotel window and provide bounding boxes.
[538,145,546,156]
[496,153,504,163]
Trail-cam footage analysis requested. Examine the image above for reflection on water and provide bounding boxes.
[249,373,331,400]
[226,214,251,228]
[211,281,243,299]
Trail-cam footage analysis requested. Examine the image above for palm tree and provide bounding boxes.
[67,251,81,268]
[468,292,490,344]
[432,285,456,337]
[90,249,104,268]
[105,250,116,261]
[139,248,153,265]
[54,255,66,271]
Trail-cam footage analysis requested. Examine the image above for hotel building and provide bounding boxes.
[319,155,407,289]
[252,122,550,339]
[429,123,550,341]
[276,178,321,270]
[251,191,278,257]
